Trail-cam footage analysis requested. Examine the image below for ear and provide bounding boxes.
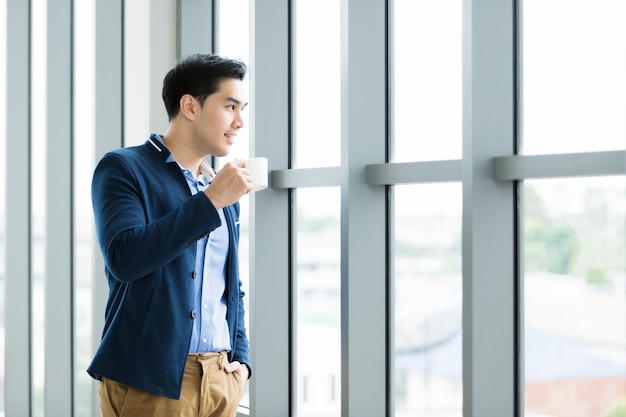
[179,94,197,120]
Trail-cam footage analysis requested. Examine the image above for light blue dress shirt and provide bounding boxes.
[182,167,232,353]
[156,137,231,353]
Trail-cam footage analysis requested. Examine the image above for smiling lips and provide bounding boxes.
[224,132,237,144]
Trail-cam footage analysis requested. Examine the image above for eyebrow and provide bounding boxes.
[225,96,248,109]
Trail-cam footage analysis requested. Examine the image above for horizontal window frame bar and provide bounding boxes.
[270,166,341,188]
[493,150,626,181]
[366,160,462,185]
[268,151,625,189]
[269,161,462,189]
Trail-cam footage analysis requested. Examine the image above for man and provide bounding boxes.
[88,53,252,417]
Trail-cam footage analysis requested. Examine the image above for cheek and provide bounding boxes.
[209,112,230,129]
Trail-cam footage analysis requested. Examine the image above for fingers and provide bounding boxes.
[223,361,239,373]
[204,161,252,208]
[224,161,252,188]
[224,361,249,380]
[231,160,253,189]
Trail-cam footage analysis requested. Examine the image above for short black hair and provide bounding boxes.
[162,53,247,120]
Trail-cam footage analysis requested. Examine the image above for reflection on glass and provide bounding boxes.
[296,188,341,417]
[524,178,626,417]
[393,183,462,417]
[522,0,626,155]
[392,0,462,162]
[218,0,251,409]
[73,0,95,415]
[294,0,341,168]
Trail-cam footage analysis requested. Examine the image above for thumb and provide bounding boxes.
[224,361,241,373]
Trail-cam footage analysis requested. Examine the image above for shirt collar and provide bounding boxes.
[147,133,217,182]
[146,133,171,161]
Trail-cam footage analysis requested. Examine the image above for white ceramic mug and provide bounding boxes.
[246,157,268,191]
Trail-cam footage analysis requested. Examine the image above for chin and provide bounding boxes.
[214,149,230,158]
[204,145,229,158]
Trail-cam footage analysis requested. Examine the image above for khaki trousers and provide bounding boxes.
[99,351,244,417]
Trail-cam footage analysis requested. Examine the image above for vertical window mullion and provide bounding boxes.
[44,0,74,414]
[249,0,292,415]
[4,0,33,414]
[179,0,215,58]
[73,0,97,415]
[461,0,517,415]
[340,0,387,416]
[92,0,124,415]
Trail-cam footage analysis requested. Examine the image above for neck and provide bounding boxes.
[162,130,203,177]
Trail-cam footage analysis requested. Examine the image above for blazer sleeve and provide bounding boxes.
[92,152,221,282]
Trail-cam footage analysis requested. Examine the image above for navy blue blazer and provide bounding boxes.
[87,138,251,399]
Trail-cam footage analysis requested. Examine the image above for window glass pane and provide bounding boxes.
[217,0,251,409]
[123,0,149,148]
[31,0,46,414]
[393,183,462,417]
[294,0,341,168]
[524,177,626,417]
[218,0,250,163]
[392,0,462,162]
[73,0,95,415]
[296,188,341,417]
[522,0,626,155]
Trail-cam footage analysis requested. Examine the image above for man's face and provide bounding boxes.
[192,78,248,157]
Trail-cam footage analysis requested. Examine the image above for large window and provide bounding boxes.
[391,1,463,415]
[522,1,626,416]
[293,1,342,415]
[1,1,624,416]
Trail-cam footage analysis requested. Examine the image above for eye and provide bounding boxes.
[227,105,236,111]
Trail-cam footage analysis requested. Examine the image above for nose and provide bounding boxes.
[233,112,244,129]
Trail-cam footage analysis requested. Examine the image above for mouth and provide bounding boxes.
[224,133,237,144]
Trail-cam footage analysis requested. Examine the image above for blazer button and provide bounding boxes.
[191,271,196,279]
[190,310,196,319]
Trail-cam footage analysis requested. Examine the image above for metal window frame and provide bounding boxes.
[4,0,33,414]
[44,0,75,414]
[248,1,292,415]
[91,1,125,415]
